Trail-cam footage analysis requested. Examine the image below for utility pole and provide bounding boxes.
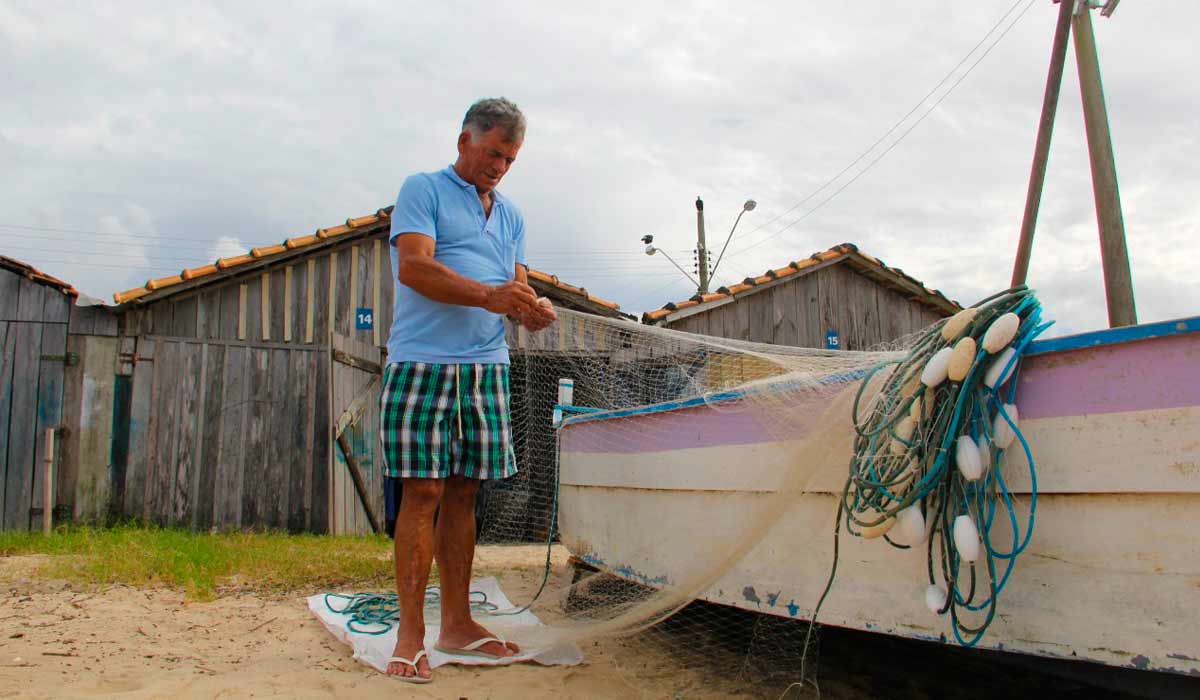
[695,197,710,294]
[1012,0,1074,288]
[1073,2,1136,327]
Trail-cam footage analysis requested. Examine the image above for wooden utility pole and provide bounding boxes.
[695,197,710,294]
[1073,3,1136,327]
[1012,0,1075,287]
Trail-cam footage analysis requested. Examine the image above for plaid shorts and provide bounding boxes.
[379,361,518,480]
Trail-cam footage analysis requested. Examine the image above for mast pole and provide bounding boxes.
[1012,0,1074,287]
[1073,2,1137,327]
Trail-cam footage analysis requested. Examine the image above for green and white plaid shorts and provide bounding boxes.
[379,361,518,480]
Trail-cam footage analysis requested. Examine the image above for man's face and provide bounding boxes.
[457,127,522,193]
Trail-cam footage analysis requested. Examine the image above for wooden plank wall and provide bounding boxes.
[122,336,328,532]
[663,261,950,350]
[0,270,72,530]
[122,234,394,352]
[329,332,385,535]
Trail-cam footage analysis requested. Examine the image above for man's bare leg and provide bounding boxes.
[434,476,519,656]
[387,478,443,680]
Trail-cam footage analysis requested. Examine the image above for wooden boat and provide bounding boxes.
[556,316,1200,675]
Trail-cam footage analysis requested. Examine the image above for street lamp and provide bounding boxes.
[642,234,700,288]
[709,198,757,282]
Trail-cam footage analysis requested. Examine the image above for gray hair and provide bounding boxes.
[462,97,526,143]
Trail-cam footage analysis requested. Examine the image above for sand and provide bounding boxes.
[0,546,720,700]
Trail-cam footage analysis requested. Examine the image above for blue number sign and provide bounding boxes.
[826,329,840,350]
[356,308,374,331]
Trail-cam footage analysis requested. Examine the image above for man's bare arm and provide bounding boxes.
[394,233,539,318]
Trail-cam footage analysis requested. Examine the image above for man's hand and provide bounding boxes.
[520,297,557,332]
[483,280,540,318]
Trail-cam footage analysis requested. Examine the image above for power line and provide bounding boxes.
[724,0,1037,260]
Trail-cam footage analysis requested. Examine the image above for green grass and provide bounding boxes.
[0,525,400,601]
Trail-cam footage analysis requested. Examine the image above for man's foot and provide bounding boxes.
[437,619,520,657]
[387,628,432,681]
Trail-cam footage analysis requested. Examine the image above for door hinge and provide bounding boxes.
[40,352,80,366]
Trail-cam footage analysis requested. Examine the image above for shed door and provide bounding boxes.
[328,331,385,535]
[0,275,70,531]
[123,335,330,532]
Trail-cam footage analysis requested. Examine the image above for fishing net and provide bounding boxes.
[462,287,1045,696]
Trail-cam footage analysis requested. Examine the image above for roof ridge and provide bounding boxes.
[0,255,79,298]
[642,242,959,323]
[111,206,622,312]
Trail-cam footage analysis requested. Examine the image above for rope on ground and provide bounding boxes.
[324,587,499,635]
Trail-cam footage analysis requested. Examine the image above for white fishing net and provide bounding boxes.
[463,287,1046,697]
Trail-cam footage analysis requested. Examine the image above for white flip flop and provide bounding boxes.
[387,649,432,684]
[435,636,516,660]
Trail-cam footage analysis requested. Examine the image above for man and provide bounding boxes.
[381,97,556,683]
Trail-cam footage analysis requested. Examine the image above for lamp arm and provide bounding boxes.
[709,208,747,281]
[657,249,701,288]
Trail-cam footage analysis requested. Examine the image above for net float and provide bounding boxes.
[993,404,1019,449]
[983,346,1017,389]
[925,584,948,614]
[890,417,915,455]
[860,516,896,539]
[941,307,978,342]
[921,347,954,387]
[896,505,926,545]
[982,312,1020,353]
[956,435,984,480]
[953,514,981,562]
[947,337,977,382]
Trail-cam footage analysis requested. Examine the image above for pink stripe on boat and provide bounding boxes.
[1017,332,1200,420]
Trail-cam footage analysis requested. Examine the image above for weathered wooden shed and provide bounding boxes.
[642,243,960,348]
[0,257,121,532]
[108,206,629,536]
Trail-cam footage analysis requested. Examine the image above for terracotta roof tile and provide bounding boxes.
[181,264,217,280]
[641,242,960,324]
[111,207,623,313]
[251,244,287,258]
[0,255,79,297]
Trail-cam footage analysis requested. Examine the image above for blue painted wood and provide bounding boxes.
[561,317,1200,429]
[1025,315,1200,356]
[0,322,13,518]
[562,367,868,427]
[31,323,67,528]
[3,321,43,529]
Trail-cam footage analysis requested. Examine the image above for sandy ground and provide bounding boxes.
[0,546,724,700]
[4,545,1196,699]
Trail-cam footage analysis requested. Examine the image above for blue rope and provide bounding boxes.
[827,286,1050,647]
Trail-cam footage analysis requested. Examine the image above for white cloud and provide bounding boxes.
[0,1,1195,333]
[210,235,247,261]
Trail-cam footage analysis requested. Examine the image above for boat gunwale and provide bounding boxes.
[559,315,1200,429]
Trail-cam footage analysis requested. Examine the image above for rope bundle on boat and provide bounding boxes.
[817,286,1052,646]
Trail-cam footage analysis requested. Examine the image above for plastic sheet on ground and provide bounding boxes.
[307,576,584,672]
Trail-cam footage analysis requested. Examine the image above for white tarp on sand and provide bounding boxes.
[307,576,583,673]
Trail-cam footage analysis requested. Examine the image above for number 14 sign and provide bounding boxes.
[356,308,374,331]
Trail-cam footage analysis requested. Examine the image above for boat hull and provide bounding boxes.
[557,318,1200,674]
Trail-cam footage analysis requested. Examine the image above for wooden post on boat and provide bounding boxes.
[1072,3,1137,327]
[1012,0,1074,288]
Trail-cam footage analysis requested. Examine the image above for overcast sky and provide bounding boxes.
[2,1,1196,335]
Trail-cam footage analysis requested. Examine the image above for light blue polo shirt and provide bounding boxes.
[386,165,527,365]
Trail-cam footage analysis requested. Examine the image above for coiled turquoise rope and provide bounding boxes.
[808,286,1051,652]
